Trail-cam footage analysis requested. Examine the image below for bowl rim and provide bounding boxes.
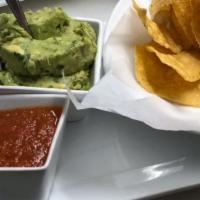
[0,94,70,171]
[0,17,103,95]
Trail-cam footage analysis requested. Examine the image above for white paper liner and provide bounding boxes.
[71,0,200,132]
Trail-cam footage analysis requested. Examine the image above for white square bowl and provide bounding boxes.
[0,94,69,200]
[0,17,103,102]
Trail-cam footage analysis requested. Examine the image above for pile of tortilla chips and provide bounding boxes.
[133,0,200,107]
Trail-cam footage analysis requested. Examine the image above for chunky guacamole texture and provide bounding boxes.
[0,7,97,90]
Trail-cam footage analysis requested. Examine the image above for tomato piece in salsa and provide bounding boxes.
[0,106,62,167]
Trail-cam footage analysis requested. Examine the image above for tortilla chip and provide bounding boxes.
[172,0,197,48]
[150,0,172,20]
[171,9,191,49]
[133,1,182,53]
[191,0,200,47]
[146,43,200,82]
[134,45,200,107]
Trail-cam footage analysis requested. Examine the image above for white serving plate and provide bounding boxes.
[0,94,70,200]
[50,0,200,199]
[49,109,200,200]
[14,108,200,200]
[1,0,200,200]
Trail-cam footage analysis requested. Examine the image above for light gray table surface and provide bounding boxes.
[1,0,200,199]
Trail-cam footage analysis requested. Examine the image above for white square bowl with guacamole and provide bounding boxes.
[0,7,103,101]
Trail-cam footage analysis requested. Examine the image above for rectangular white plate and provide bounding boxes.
[1,0,200,200]
[50,109,200,200]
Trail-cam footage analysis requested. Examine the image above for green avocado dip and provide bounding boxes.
[0,7,97,90]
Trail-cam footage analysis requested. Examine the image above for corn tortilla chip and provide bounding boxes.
[150,0,172,20]
[133,1,182,53]
[171,9,191,49]
[146,43,200,82]
[172,0,197,48]
[134,45,200,107]
[191,0,200,47]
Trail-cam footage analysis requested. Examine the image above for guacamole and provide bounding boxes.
[0,7,97,90]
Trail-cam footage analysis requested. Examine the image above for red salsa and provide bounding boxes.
[0,106,62,167]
